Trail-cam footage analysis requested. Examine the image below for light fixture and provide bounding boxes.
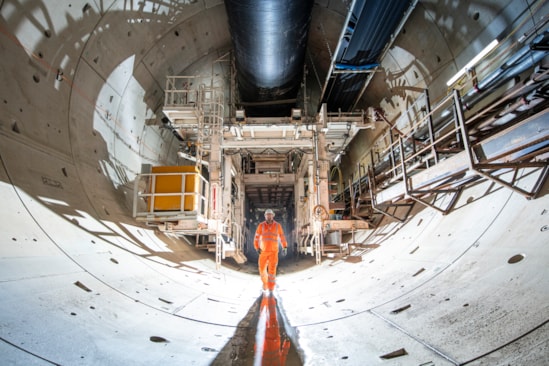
[291,108,302,121]
[334,151,344,163]
[446,39,498,86]
[236,109,246,122]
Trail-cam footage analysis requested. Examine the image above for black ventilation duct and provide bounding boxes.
[225,0,314,117]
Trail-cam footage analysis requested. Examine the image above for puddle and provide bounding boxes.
[212,293,302,365]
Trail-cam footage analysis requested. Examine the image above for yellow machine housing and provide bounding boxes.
[148,166,200,212]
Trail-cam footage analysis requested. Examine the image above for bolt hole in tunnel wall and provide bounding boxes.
[0,0,549,365]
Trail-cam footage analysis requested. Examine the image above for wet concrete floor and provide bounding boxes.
[212,292,302,365]
[212,254,306,365]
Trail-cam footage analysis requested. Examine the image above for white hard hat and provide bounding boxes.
[265,209,275,215]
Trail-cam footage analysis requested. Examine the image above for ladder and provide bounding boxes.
[199,85,225,269]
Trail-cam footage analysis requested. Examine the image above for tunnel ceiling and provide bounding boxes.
[223,0,417,116]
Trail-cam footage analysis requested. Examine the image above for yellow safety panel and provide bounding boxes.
[149,166,200,211]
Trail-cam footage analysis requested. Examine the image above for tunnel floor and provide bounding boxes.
[212,255,317,365]
[212,291,302,366]
[0,164,548,365]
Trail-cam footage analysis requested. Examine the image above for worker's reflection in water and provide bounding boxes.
[254,293,290,366]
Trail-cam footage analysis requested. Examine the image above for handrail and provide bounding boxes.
[133,172,209,220]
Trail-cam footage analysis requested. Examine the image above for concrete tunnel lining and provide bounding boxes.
[2,144,548,364]
[1,0,549,365]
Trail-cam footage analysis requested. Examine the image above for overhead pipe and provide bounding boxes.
[224,0,314,117]
[461,31,549,110]
[396,30,549,149]
[321,0,417,112]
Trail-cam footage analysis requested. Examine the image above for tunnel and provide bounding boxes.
[1,1,548,365]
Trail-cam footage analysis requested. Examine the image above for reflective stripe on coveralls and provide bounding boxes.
[254,221,287,252]
[259,251,279,291]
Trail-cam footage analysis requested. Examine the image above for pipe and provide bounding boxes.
[405,31,549,145]
[344,34,548,201]
[224,0,314,117]
[462,31,549,109]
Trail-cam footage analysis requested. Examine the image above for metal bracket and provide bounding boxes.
[399,137,462,215]
[368,166,414,223]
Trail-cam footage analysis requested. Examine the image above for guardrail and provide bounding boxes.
[133,172,209,221]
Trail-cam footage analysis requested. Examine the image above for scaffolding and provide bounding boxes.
[134,75,245,269]
[351,81,548,224]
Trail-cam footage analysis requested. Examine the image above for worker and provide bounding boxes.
[254,209,288,293]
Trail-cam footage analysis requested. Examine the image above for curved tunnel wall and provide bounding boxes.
[0,1,548,365]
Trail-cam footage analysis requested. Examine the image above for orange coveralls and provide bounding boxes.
[254,220,287,291]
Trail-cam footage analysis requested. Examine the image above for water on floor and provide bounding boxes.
[212,292,302,365]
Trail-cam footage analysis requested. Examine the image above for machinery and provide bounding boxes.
[132,3,548,269]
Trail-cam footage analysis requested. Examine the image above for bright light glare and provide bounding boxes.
[38,196,70,206]
[446,39,499,86]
